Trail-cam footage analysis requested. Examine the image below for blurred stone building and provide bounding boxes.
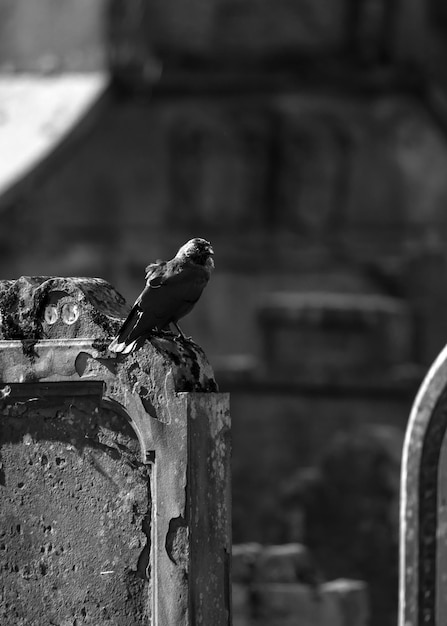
[1,0,447,367]
[2,2,447,623]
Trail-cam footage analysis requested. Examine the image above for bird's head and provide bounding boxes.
[176,238,214,266]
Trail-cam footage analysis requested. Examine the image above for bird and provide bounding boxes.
[109,238,214,354]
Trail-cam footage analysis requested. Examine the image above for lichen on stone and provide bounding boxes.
[0,276,128,349]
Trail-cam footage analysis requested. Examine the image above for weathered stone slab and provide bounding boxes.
[323,579,369,626]
[0,386,151,625]
[258,291,412,384]
[232,542,262,583]
[0,276,231,625]
[399,342,447,626]
[252,543,318,585]
[232,543,368,626]
[251,580,367,626]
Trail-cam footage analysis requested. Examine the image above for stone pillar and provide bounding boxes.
[399,341,447,626]
[0,276,231,625]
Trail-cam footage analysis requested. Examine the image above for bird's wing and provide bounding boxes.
[109,262,165,351]
[109,302,143,349]
[139,259,209,322]
[109,259,209,352]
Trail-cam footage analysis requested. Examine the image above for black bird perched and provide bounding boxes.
[109,238,214,354]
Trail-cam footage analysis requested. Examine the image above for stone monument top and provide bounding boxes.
[0,275,218,394]
[0,275,229,624]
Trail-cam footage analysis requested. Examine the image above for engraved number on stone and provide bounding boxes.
[61,302,79,325]
[44,304,58,325]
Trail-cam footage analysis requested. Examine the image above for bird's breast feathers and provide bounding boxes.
[136,256,211,311]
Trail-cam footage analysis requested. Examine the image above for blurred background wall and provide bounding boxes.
[2,1,447,624]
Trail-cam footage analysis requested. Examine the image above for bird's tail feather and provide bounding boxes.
[108,337,138,354]
[108,305,142,354]
[108,336,121,353]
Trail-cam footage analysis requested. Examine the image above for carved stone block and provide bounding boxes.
[399,343,447,626]
[0,276,231,625]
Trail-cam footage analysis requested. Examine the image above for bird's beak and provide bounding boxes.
[208,245,214,255]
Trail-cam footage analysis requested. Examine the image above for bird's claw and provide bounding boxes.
[174,334,192,343]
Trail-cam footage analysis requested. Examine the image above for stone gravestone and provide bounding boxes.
[0,276,231,625]
[399,342,447,626]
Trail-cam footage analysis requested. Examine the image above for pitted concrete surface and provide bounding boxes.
[0,275,229,625]
[0,394,151,625]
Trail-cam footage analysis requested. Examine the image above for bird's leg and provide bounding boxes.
[172,322,191,341]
